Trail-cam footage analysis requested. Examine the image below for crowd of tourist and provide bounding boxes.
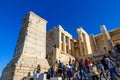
[46,56,120,80]
[33,43,120,80]
[114,43,120,53]
[45,43,120,80]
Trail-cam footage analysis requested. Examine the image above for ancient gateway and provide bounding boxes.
[1,12,120,80]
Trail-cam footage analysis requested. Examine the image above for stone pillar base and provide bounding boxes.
[1,55,50,80]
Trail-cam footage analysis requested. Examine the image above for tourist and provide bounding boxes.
[47,68,51,79]
[88,61,93,80]
[57,63,64,78]
[89,61,99,80]
[78,59,86,80]
[72,60,79,78]
[105,58,120,80]
[63,65,66,80]
[74,61,79,74]
[101,55,108,71]
[36,64,41,73]
[97,61,108,80]
[66,64,72,80]
[85,59,90,73]
[33,64,41,80]
[33,68,37,79]
[72,60,76,71]
[71,60,77,77]
[50,66,54,77]
[53,62,58,77]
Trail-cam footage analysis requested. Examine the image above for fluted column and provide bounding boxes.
[100,25,114,51]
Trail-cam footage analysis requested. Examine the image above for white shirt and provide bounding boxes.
[90,66,99,76]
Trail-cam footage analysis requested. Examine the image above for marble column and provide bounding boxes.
[59,31,61,51]
[82,33,88,55]
[68,38,71,54]
[89,34,98,53]
[100,25,114,51]
[77,29,85,56]
[63,34,66,53]
[71,40,75,56]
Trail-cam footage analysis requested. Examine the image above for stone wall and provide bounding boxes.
[46,25,75,65]
[1,12,50,80]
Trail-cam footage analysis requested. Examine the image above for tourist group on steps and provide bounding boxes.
[30,43,120,80]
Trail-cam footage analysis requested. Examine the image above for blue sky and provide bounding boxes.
[0,0,120,76]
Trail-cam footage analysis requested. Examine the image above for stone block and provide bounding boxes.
[50,77,62,80]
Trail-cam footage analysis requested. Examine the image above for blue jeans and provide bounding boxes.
[100,72,108,80]
[67,71,71,80]
[76,74,81,80]
[109,68,120,80]
[89,75,92,80]
[81,70,86,80]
